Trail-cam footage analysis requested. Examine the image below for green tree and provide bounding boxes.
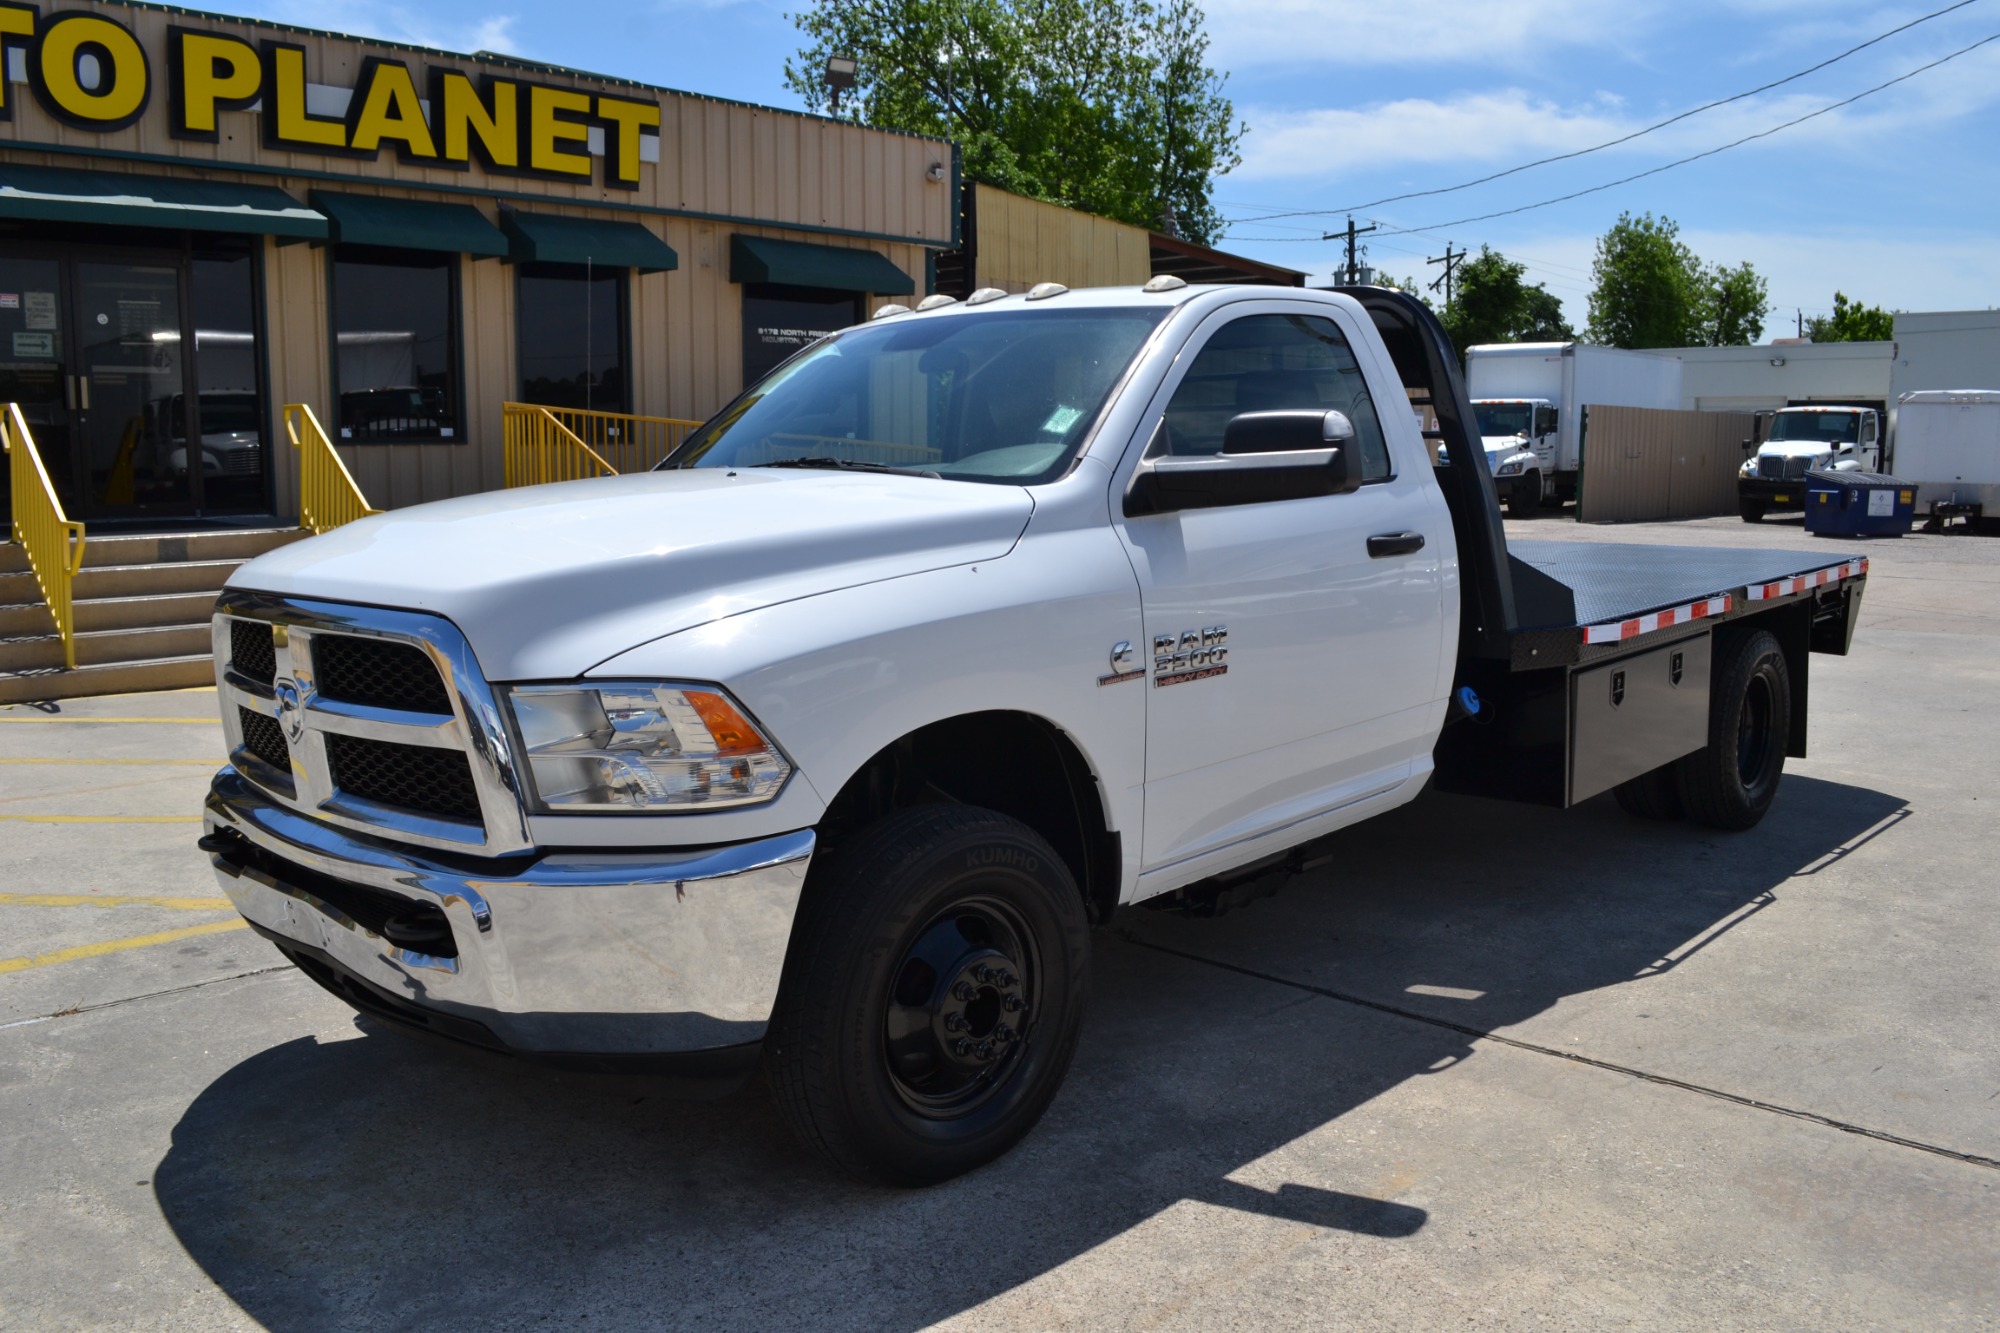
[1699,261,1770,346]
[1586,212,1769,348]
[1440,246,1572,353]
[783,0,1244,243]
[1805,291,1895,342]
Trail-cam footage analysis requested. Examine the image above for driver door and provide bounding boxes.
[1111,301,1452,881]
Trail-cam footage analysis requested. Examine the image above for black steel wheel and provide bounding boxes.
[1674,629,1791,830]
[1507,472,1541,518]
[1612,763,1684,821]
[766,805,1089,1185]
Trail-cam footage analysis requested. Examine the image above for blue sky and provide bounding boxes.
[215,0,2000,340]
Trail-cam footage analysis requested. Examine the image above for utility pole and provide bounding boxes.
[1426,242,1465,306]
[1322,215,1378,286]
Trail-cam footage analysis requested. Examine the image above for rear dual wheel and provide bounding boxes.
[1612,628,1791,831]
[766,805,1090,1186]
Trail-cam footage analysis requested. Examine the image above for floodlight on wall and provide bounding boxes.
[825,55,858,115]
[1770,357,1787,367]
[926,162,948,182]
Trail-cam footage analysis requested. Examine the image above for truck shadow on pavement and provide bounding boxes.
[154,775,1905,1331]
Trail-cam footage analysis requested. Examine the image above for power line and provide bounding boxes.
[1226,0,1986,226]
[1232,31,2000,244]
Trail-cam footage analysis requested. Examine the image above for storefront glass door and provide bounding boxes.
[1,236,271,527]
[72,260,194,517]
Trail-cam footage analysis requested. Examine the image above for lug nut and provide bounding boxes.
[1003,995,1025,1012]
[944,1013,968,1032]
[994,1024,1014,1043]
[973,965,995,983]
[954,1038,971,1056]
[997,971,1018,988]
[952,981,976,1001]
[976,1041,994,1060]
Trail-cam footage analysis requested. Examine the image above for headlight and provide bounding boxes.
[1740,458,1757,477]
[505,682,792,812]
[1494,458,1523,476]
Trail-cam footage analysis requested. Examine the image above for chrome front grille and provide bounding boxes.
[1757,455,1809,480]
[213,592,532,855]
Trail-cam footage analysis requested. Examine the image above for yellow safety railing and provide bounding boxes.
[507,403,702,477]
[2,402,86,669]
[502,403,618,488]
[283,403,380,534]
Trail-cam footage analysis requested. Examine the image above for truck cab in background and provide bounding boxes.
[1738,406,1882,523]
[1473,397,1560,517]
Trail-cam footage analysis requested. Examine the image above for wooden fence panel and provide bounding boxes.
[1580,405,1758,522]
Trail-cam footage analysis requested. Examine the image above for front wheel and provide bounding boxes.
[1739,499,1766,523]
[1674,629,1791,830]
[765,805,1090,1185]
[1507,472,1541,518]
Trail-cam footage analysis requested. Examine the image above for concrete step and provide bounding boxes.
[73,559,244,600]
[0,623,214,673]
[0,527,303,575]
[0,591,221,637]
[0,654,216,705]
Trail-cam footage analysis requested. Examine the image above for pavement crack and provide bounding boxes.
[0,965,294,1032]
[1119,931,2000,1173]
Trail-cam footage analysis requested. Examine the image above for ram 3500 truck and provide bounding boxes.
[200,285,1868,1185]
[1739,405,1884,522]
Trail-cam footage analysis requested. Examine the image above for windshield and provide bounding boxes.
[670,307,1169,484]
[1475,403,1533,438]
[1769,411,1860,445]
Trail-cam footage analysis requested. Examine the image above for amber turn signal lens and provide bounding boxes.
[684,689,765,756]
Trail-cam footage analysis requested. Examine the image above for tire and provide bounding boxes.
[1674,629,1791,831]
[1507,473,1540,518]
[1739,499,1766,523]
[1613,763,1684,820]
[765,805,1091,1186]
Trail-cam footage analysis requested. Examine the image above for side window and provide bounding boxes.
[1156,313,1393,481]
[1862,415,1877,444]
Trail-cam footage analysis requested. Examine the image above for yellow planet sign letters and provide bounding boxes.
[0,3,660,187]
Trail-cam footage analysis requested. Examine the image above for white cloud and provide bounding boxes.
[251,2,523,54]
[1199,0,1659,70]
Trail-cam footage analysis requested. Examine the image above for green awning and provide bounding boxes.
[500,211,679,273]
[730,234,914,295]
[310,190,509,257]
[0,163,325,239]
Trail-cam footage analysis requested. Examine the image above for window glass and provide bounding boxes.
[676,307,1168,484]
[331,245,459,443]
[1157,314,1392,481]
[517,262,628,413]
[742,283,860,385]
[187,252,267,510]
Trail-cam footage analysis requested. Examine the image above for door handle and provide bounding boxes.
[65,376,77,411]
[78,376,89,411]
[1367,531,1426,558]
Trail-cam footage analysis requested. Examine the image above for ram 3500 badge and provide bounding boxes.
[203,285,1868,1185]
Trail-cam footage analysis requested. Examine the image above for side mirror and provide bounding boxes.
[1741,438,1755,453]
[1126,410,1359,517]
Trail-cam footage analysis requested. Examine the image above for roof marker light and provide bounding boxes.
[1025,281,1069,300]
[871,303,912,319]
[965,287,1008,306]
[1143,275,1187,293]
[916,294,959,310]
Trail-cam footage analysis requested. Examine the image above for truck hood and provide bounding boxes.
[230,469,1035,680]
[1757,442,1840,459]
[1482,435,1531,452]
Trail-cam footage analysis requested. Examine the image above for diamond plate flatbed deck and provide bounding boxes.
[1509,540,1863,628]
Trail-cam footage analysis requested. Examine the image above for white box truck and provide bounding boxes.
[1466,342,1684,516]
[1893,390,2000,528]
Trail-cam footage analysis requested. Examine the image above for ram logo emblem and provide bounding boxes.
[1152,625,1228,687]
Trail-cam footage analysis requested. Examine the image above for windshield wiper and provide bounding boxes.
[750,456,941,478]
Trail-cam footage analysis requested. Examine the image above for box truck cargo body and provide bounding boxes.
[1893,390,2000,523]
[1466,342,1684,513]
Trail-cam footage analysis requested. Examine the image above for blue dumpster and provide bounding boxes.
[1805,471,1916,537]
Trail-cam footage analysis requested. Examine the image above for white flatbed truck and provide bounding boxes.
[200,285,1869,1183]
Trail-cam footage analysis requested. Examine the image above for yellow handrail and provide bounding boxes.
[283,403,380,534]
[506,403,702,477]
[501,402,619,487]
[1,403,85,670]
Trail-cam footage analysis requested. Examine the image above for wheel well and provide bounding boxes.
[817,712,1121,923]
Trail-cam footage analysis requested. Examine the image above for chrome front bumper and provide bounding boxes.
[204,767,813,1060]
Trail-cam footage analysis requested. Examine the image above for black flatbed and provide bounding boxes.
[1511,539,1863,628]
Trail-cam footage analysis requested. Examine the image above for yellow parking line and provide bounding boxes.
[0,815,202,823]
[0,758,217,766]
[0,919,248,975]
[0,893,234,910]
[0,717,218,724]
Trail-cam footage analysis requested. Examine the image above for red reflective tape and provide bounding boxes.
[1580,594,1732,645]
